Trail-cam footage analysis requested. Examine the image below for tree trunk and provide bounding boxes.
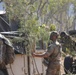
[73,6,76,30]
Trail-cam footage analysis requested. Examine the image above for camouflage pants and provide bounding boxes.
[46,61,60,75]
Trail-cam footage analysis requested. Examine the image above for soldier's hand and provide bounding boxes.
[32,52,35,57]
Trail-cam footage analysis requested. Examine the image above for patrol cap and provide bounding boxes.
[50,31,59,39]
[60,31,67,37]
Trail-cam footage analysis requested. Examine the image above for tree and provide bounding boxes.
[3,0,76,51]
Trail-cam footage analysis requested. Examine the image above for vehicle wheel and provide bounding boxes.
[64,55,73,74]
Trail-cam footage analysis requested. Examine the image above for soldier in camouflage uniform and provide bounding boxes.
[60,32,75,54]
[32,31,61,75]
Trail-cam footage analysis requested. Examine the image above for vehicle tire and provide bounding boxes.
[64,55,73,74]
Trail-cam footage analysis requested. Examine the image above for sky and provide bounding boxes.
[68,4,74,17]
[0,1,6,14]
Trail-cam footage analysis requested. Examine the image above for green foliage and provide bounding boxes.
[50,24,56,31]
[3,0,76,53]
[38,24,49,42]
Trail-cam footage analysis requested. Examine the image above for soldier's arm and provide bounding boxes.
[32,51,48,57]
[32,45,54,58]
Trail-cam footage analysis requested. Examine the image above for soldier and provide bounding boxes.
[32,31,61,75]
[60,32,75,54]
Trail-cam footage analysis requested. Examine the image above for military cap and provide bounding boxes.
[60,31,67,37]
[50,31,59,38]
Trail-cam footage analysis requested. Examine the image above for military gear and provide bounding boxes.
[0,34,14,69]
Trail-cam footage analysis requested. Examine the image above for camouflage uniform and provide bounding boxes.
[60,32,75,54]
[33,31,61,75]
[46,40,61,75]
